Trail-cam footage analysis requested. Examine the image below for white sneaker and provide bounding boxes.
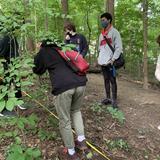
[0,113,4,117]
[17,105,27,110]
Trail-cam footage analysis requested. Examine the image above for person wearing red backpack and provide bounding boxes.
[64,22,88,58]
[33,39,89,160]
[98,12,123,108]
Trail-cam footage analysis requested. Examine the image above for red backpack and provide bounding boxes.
[56,49,89,75]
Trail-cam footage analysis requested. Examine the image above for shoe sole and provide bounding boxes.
[0,113,4,117]
[17,105,27,110]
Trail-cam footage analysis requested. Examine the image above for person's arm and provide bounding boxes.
[64,34,71,44]
[112,29,123,61]
[33,50,47,75]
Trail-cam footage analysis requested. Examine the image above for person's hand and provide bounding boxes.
[36,42,41,50]
[65,34,70,40]
[109,58,115,65]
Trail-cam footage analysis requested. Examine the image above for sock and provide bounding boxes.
[77,135,85,142]
[68,148,75,155]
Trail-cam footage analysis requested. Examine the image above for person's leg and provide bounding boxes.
[71,86,85,138]
[110,70,118,108]
[54,89,76,151]
[15,86,22,99]
[14,79,26,110]
[101,66,111,99]
[0,62,17,116]
[70,86,89,152]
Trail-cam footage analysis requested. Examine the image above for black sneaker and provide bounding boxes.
[101,98,112,105]
[1,109,17,117]
[112,100,118,108]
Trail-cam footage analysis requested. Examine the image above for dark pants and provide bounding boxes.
[2,61,22,99]
[101,66,117,101]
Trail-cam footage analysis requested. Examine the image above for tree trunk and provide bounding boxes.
[44,0,49,32]
[61,0,69,26]
[23,0,35,52]
[142,0,149,89]
[105,0,115,25]
[86,10,91,63]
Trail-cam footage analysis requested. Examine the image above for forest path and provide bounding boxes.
[86,73,160,135]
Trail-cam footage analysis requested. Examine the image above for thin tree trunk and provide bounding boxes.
[105,0,115,25]
[86,10,91,63]
[44,0,48,31]
[34,10,38,52]
[143,0,148,89]
[23,0,35,52]
[61,0,69,26]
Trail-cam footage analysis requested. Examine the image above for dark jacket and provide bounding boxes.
[33,47,87,95]
[0,35,19,60]
[65,33,88,57]
[0,35,19,70]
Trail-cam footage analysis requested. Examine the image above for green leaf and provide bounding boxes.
[31,149,41,158]
[0,100,5,112]
[8,92,16,98]
[15,64,22,68]
[17,120,25,129]
[15,137,22,145]
[16,100,24,106]
[21,81,33,86]
[0,92,6,100]
[6,98,15,111]
[2,86,8,92]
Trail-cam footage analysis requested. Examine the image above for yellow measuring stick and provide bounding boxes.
[0,77,111,160]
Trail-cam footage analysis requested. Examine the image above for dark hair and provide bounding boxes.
[100,12,112,23]
[157,35,160,45]
[40,39,58,48]
[64,22,76,32]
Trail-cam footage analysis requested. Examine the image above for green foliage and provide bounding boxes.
[47,116,59,128]
[107,107,125,124]
[90,102,103,113]
[0,114,38,139]
[105,138,129,151]
[38,129,57,141]
[0,56,34,112]
[6,144,41,160]
[0,114,40,160]
[37,31,76,52]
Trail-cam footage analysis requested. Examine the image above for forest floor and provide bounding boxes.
[0,73,160,160]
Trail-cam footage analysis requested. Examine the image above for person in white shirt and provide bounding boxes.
[98,12,123,108]
[156,35,160,131]
[155,35,160,81]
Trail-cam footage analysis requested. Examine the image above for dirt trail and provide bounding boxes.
[84,73,160,159]
[86,73,160,136]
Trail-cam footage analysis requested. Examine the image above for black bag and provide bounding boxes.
[104,36,125,69]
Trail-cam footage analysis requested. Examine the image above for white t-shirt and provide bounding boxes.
[155,55,160,81]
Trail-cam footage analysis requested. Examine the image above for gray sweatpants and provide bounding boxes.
[54,86,85,149]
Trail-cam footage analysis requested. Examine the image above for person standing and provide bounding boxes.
[33,39,88,160]
[155,35,160,81]
[0,33,26,117]
[98,12,123,108]
[64,22,88,58]
[155,35,160,131]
